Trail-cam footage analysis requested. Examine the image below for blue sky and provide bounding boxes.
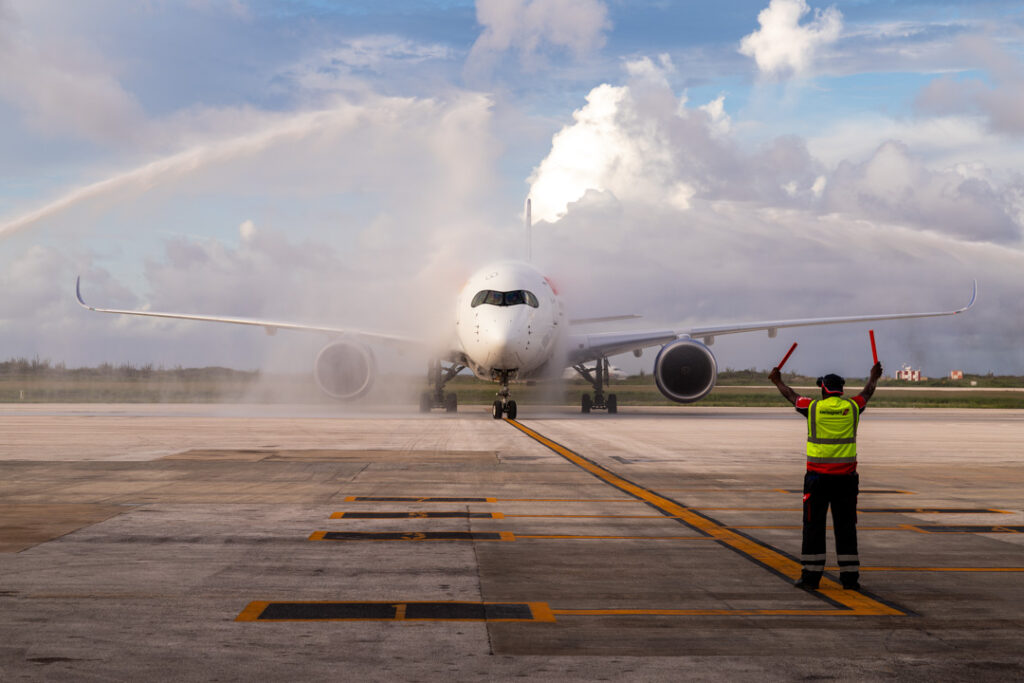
[1,0,1023,378]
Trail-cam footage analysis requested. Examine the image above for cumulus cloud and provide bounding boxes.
[529,58,1024,242]
[529,57,732,222]
[739,0,842,78]
[528,57,826,222]
[466,0,611,75]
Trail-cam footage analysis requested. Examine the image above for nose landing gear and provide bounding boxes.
[491,370,518,419]
[573,358,617,414]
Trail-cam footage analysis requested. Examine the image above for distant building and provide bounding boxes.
[894,364,924,382]
[950,370,964,380]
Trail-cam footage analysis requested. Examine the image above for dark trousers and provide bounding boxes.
[800,472,859,585]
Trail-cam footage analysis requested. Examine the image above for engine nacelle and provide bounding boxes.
[653,338,717,404]
[314,340,376,400]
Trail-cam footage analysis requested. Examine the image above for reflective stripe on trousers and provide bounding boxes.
[837,553,860,574]
[801,553,826,572]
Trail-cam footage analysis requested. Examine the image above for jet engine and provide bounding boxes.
[653,338,717,404]
[314,340,376,400]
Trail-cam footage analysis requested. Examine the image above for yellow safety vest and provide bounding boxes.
[806,396,859,472]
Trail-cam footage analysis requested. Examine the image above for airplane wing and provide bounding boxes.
[75,277,418,344]
[567,280,976,365]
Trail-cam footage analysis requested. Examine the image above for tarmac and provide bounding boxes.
[1,403,1022,681]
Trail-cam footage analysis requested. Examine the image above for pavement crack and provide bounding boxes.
[467,504,495,656]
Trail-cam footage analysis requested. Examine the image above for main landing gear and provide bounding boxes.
[419,359,465,413]
[572,358,617,414]
[491,370,517,420]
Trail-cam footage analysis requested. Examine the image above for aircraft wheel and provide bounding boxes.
[506,400,517,420]
[607,394,617,414]
[581,394,592,414]
[419,392,432,413]
[445,393,458,413]
[492,400,504,419]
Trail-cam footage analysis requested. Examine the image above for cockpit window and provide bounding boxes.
[471,289,540,308]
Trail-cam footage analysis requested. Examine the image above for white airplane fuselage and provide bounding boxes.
[455,261,565,381]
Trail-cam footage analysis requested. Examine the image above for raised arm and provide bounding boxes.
[856,362,883,403]
[769,367,801,406]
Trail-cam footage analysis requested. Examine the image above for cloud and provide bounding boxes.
[0,1,145,143]
[277,35,458,100]
[914,36,1024,136]
[529,59,1024,242]
[739,0,842,78]
[326,35,456,71]
[529,57,730,222]
[466,0,611,75]
[823,141,1023,243]
[528,56,824,223]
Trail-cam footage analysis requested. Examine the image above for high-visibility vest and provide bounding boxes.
[806,396,859,472]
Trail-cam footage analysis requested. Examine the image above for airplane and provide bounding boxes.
[75,208,977,419]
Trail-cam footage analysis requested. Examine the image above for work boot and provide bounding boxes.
[841,574,861,590]
[793,572,820,590]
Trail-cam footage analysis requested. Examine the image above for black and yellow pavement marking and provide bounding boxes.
[659,488,915,495]
[345,496,497,503]
[910,525,1024,533]
[331,511,501,519]
[548,608,853,617]
[311,530,709,542]
[731,524,917,531]
[863,507,1009,514]
[693,507,1010,514]
[309,531,515,542]
[855,566,1024,572]
[236,601,555,622]
[505,418,910,617]
[343,496,637,504]
[515,534,710,541]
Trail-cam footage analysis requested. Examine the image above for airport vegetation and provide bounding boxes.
[2,359,1022,408]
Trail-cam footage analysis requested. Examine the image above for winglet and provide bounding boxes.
[960,279,978,313]
[962,278,978,311]
[75,276,92,310]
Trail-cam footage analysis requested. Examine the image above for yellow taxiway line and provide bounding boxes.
[505,418,908,617]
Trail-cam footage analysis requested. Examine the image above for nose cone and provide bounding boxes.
[461,308,536,372]
[483,317,526,369]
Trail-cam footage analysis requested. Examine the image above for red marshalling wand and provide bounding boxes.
[777,342,798,370]
[869,329,879,364]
